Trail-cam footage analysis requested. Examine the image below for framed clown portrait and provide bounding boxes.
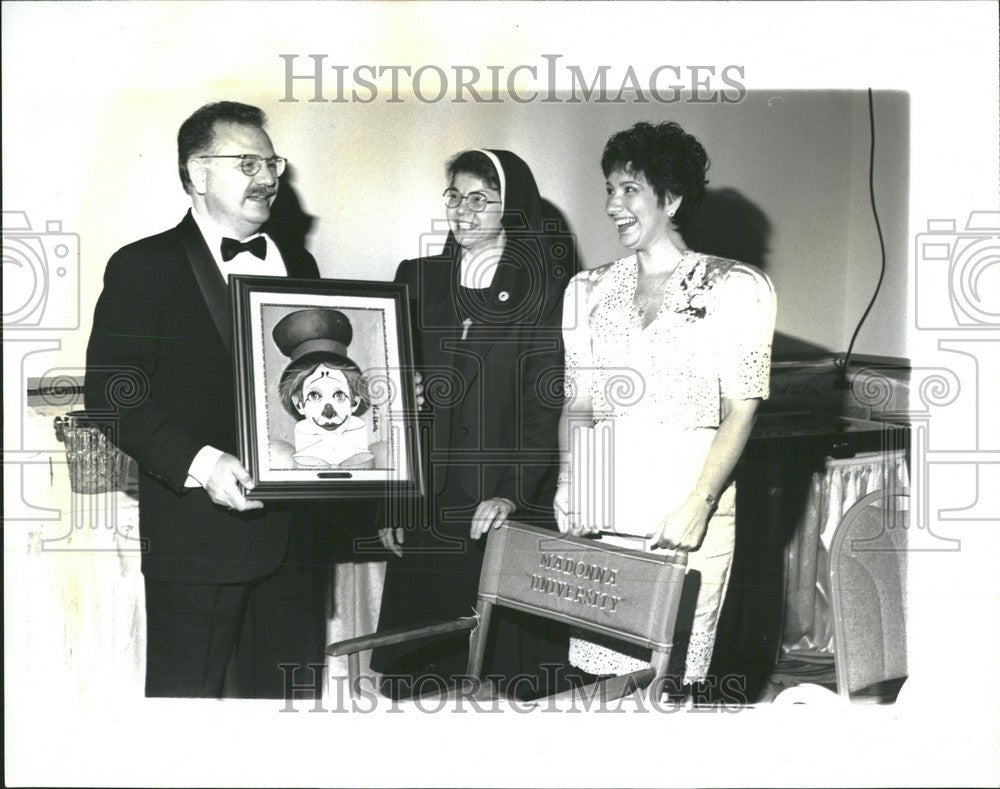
[230,275,423,500]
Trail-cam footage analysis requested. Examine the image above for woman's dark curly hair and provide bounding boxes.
[601,121,709,227]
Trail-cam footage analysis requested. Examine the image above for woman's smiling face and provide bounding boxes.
[605,168,674,252]
[447,171,504,253]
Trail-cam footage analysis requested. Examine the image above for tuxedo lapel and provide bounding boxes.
[177,212,231,353]
[273,236,318,279]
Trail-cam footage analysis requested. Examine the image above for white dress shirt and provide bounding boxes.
[185,208,287,488]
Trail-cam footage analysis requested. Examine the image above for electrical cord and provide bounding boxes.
[841,87,888,381]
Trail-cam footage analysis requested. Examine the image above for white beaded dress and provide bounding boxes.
[561,251,776,683]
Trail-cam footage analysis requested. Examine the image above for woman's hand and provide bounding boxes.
[553,478,601,537]
[379,527,405,558]
[470,497,515,539]
[650,493,714,551]
[553,479,572,534]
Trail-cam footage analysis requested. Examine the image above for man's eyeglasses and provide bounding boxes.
[197,154,287,177]
[443,188,501,213]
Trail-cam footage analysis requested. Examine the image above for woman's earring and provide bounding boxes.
[667,195,682,219]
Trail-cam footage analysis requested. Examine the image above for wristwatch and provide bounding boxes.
[695,488,717,507]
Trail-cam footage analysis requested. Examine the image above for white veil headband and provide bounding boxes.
[474,149,506,209]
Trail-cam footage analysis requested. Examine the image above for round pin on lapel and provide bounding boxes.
[498,291,510,302]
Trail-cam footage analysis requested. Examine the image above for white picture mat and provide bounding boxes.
[246,289,412,483]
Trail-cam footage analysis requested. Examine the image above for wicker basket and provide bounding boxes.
[54,410,134,494]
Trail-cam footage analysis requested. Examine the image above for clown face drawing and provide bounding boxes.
[273,308,374,469]
[289,363,372,467]
[296,365,357,430]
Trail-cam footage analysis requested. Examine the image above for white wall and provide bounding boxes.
[3,5,909,386]
[845,90,911,358]
[277,89,910,359]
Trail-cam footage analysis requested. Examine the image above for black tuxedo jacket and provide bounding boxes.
[395,248,567,521]
[85,211,319,583]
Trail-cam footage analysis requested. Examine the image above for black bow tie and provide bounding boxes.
[220,235,267,262]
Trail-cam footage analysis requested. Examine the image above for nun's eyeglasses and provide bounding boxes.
[197,154,287,177]
[443,188,501,213]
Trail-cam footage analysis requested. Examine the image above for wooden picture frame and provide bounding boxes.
[230,275,423,500]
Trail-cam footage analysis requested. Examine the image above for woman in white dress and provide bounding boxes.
[555,122,777,686]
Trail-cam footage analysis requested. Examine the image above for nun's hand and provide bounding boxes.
[378,526,405,558]
[470,497,515,539]
[413,371,425,409]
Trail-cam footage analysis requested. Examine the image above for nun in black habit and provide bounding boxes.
[371,149,576,698]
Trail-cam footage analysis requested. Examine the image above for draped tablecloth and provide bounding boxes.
[781,448,909,653]
[11,402,147,706]
[325,560,385,694]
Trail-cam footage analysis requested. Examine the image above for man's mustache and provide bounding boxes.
[246,186,277,199]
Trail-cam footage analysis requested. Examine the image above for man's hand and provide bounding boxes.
[204,453,263,511]
[470,497,515,539]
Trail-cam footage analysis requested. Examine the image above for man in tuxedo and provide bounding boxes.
[86,101,327,698]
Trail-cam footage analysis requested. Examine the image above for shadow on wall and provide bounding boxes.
[259,177,834,363]
[685,186,832,361]
[684,186,772,271]
[263,164,315,254]
[771,333,833,360]
[540,198,585,277]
